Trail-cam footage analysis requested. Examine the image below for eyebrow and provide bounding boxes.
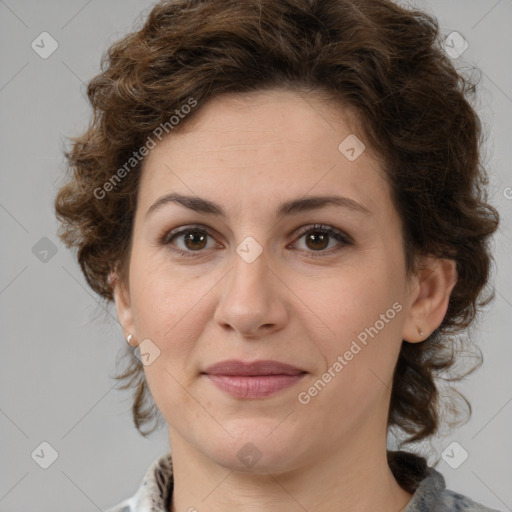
[145,192,373,220]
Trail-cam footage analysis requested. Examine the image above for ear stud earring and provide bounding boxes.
[126,334,133,344]
[417,327,424,337]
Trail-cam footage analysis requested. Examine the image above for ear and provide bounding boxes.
[110,270,137,346]
[402,256,458,343]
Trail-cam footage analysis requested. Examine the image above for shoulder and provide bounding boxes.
[405,466,502,512]
[434,487,502,512]
[389,451,502,512]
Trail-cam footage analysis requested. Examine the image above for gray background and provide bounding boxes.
[1,1,511,511]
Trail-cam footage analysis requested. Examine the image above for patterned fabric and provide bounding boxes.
[104,451,501,512]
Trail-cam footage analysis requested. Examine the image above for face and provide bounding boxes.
[114,89,422,472]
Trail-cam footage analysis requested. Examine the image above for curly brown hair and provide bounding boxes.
[54,0,499,470]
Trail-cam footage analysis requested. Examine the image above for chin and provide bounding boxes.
[197,420,305,473]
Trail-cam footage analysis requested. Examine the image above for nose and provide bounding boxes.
[213,244,289,339]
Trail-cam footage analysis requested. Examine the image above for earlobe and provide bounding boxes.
[111,270,136,344]
[402,257,457,343]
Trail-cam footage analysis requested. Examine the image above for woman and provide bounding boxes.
[54,0,502,510]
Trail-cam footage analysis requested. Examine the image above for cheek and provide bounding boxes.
[296,295,403,430]
[128,261,213,410]
[131,266,207,413]
[129,252,212,342]
[299,258,405,400]
[300,259,402,345]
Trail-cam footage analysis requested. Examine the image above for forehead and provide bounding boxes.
[138,89,391,219]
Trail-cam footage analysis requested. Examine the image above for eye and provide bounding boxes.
[290,224,352,257]
[160,223,352,258]
[160,225,218,257]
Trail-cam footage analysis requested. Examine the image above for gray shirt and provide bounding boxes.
[105,451,501,512]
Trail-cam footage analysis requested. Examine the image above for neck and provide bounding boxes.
[168,419,413,512]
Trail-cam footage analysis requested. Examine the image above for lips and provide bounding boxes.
[203,359,305,376]
[202,360,307,399]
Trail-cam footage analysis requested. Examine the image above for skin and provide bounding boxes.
[113,88,457,512]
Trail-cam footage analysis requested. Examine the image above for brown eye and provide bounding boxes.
[181,230,208,251]
[292,224,352,257]
[161,223,352,259]
[304,230,330,251]
[162,226,216,257]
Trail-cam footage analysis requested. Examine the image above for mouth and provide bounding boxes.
[201,359,307,399]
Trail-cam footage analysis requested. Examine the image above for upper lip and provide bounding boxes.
[203,360,306,376]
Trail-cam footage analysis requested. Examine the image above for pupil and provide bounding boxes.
[185,231,206,250]
[308,232,328,250]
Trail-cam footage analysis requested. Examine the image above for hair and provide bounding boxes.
[54,0,499,483]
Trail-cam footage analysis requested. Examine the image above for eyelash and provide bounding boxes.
[159,223,353,259]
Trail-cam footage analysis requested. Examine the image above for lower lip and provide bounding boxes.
[205,374,306,398]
